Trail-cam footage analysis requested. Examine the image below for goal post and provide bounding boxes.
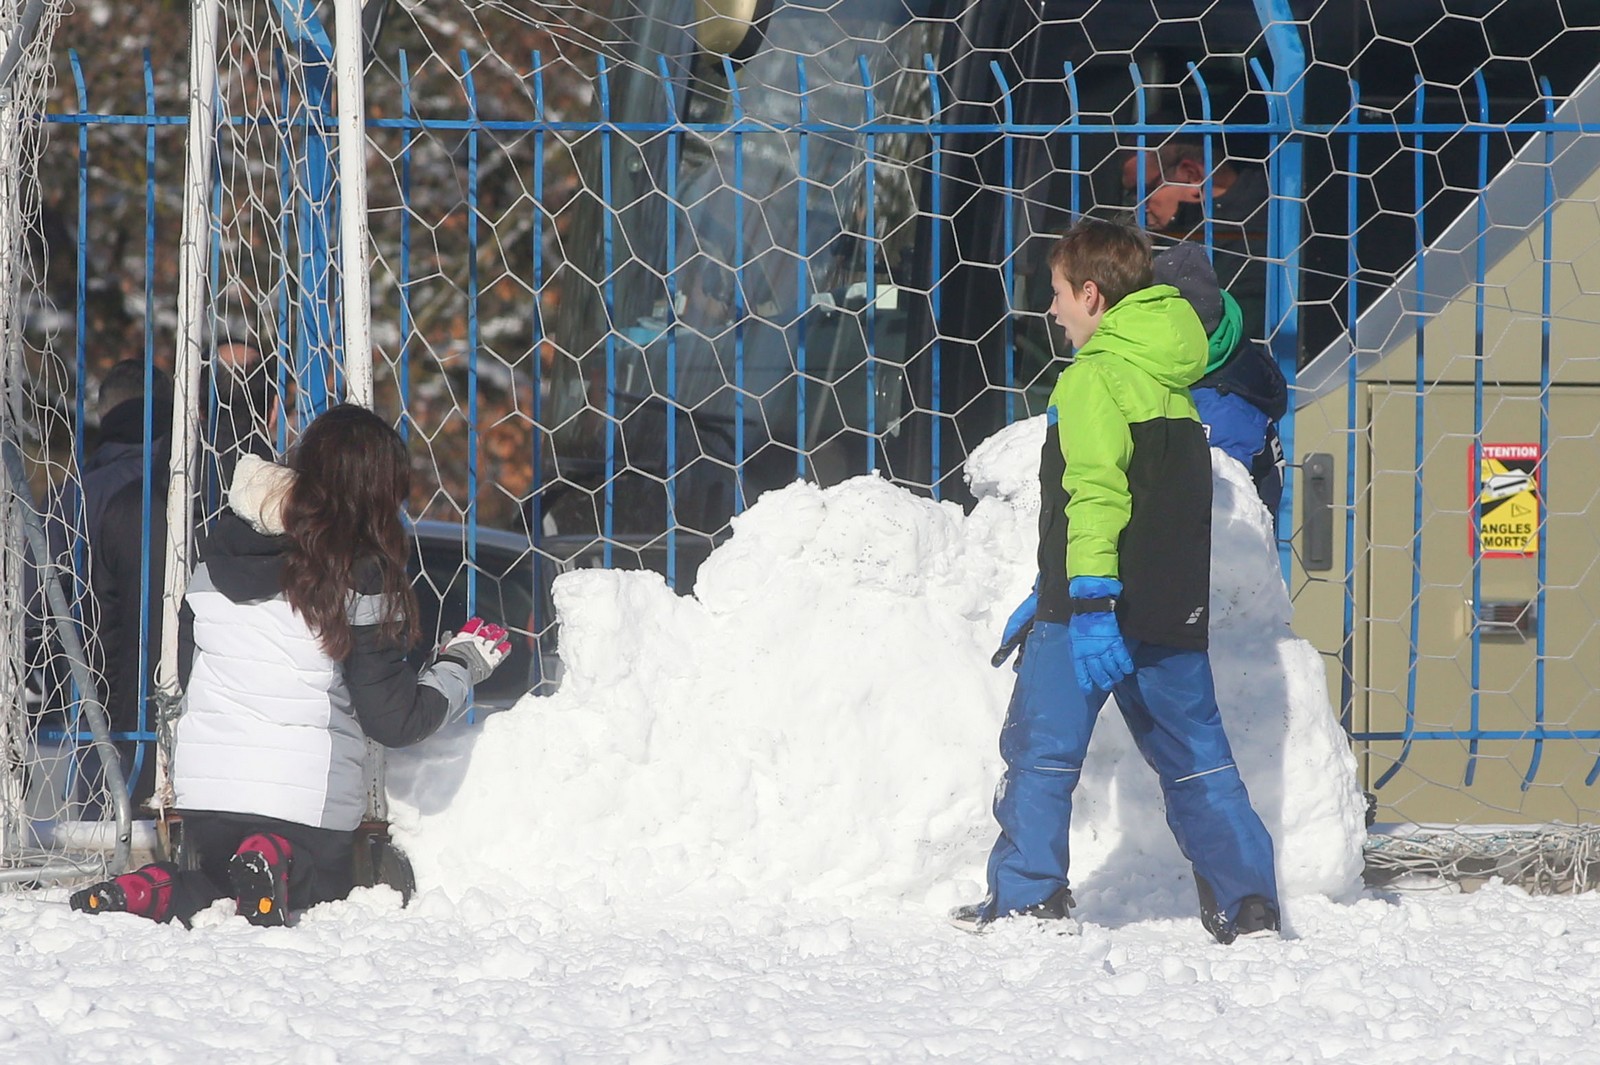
[152,0,222,817]
[333,0,371,409]
[153,0,382,824]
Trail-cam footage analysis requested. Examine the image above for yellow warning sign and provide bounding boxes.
[1472,443,1540,557]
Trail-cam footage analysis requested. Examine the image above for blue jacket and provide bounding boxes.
[1191,339,1286,526]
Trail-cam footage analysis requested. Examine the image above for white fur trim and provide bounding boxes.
[229,454,295,535]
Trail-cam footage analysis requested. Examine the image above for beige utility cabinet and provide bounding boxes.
[1291,140,1600,826]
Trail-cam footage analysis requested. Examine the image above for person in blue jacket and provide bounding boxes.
[1153,242,1287,533]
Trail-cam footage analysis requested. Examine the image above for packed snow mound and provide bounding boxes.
[390,477,1007,910]
[389,418,1366,920]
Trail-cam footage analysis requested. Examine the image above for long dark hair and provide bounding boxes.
[280,404,418,658]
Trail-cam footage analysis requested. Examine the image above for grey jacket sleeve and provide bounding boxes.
[342,589,472,748]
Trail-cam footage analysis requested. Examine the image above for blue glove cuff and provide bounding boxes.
[1069,576,1123,600]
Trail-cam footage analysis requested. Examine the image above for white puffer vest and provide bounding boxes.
[172,457,369,830]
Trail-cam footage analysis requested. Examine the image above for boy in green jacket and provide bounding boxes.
[954,219,1279,943]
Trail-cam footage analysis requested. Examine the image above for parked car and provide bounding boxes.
[409,518,719,713]
[408,519,543,712]
[28,520,705,782]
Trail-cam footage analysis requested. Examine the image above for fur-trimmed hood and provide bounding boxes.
[228,453,295,536]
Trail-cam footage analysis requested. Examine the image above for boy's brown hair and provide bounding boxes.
[1047,219,1153,309]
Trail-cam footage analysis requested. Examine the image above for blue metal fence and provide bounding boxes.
[32,44,1600,811]
[1333,73,1592,795]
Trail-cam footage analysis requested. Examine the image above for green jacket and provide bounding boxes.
[1034,284,1215,649]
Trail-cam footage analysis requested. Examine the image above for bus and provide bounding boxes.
[540,0,1596,579]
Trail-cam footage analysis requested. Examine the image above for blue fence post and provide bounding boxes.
[988,60,1015,424]
[529,52,549,689]
[274,48,293,445]
[1129,60,1149,225]
[859,54,878,470]
[1403,77,1428,785]
[1340,79,1360,736]
[531,53,556,694]
[1375,77,1431,792]
[1063,61,1080,218]
[1532,77,1554,790]
[724,55,747,510]
[926,54,943,499]
[1186,62,1216,253]
[794,55,809,482]
[398,49,414,444]
[598,54,616,567]
[461,51,481,622]
[142,49,157,386]
[1466,70,1489,787]
[660,55,681,587]
[283,0,338,418]
[1249,0,1306,574]
[68,47,87,488]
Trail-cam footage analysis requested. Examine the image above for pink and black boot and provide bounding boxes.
[70,863,177,923]
[229,833,294,927]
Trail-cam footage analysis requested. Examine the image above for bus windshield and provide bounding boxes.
[548,0,935,538]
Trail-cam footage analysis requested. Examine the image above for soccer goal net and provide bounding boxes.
[4,0,1599,892]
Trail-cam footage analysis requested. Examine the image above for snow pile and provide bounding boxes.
[390,475,1009,909]
[1205,449,1369,898]
[389,418,1365,919]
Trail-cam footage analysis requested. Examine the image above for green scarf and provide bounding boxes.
[1206,291,1244,374]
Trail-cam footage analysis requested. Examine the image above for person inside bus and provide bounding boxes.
[33,362,172,663]
[1120,141,1269,341]
[88,349,293,814]
[211,341,284,491]
[69,404,514,927]
[955,219,1280,944]
[28,360,171,815]
[1152,242,1287,532]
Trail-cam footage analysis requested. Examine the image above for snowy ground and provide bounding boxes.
[4,883,1597,1063]
[2,423,1593,1063]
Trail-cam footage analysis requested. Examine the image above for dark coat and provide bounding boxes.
[1192,339,1287,523]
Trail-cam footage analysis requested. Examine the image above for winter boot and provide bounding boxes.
[947,900,989,933]
[1197,873,1281,945]
[69,863,177,922]
[1230,895,1281,941]
[229,833,294,927]
[1200,882,1280,945]
[949,885,1077,935]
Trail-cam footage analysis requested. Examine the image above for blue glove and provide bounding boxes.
[1067,576,1134,692]
[991,587,1038,667]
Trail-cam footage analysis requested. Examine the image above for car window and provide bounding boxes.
[411,538,536,708]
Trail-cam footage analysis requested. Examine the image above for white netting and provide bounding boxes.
[5,1,1600,889]
[0,0,141,885]
[1364,824,1600,895]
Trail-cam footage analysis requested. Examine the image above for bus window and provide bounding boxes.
[541,0,1596,539]
[548,0,937,538]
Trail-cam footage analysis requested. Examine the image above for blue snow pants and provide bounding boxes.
[982,620,1278,925]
